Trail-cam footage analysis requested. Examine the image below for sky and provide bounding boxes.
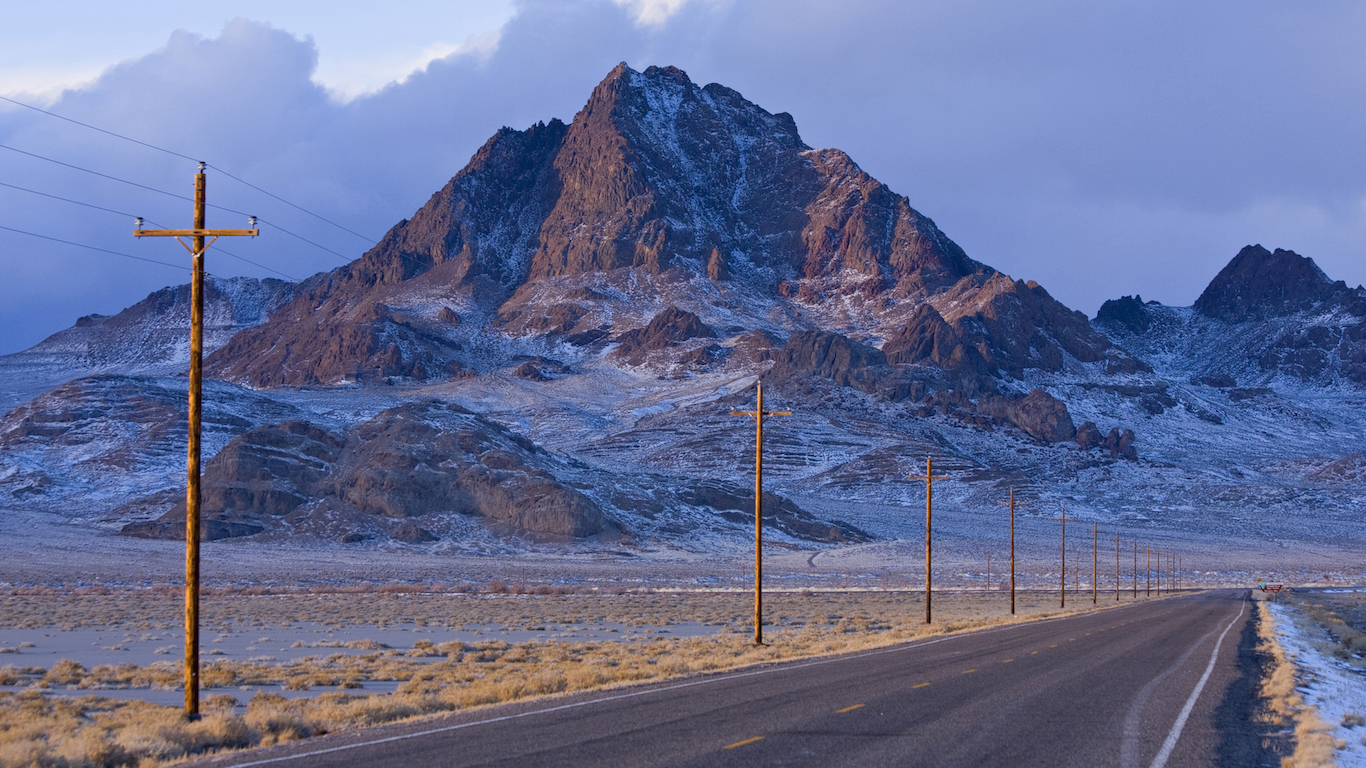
[1,0,1363,355]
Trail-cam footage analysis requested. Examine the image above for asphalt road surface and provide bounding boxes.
[198,590,1277,768]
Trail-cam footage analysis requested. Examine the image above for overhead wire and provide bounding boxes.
[0,143,351,264]
[0,224,189,271]
[0,94,198,162]
[207,164,376,244]
[1,94,376,245]
[0,100,446,277]
[0,180,299,280]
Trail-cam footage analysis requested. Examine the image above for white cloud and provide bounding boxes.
[0,65,106,106]
[315,30,504,102]
[612,0,697,26]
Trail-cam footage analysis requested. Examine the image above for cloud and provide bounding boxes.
[612,0,702,26]
[1,0,1363,356]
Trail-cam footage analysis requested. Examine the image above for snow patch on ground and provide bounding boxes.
[1269,600,1366,766]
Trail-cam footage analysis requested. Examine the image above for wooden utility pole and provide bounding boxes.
[134,163,256,720]
[1147,545,1151,597]
[1092,523,1098,605]
[910,457,948,624]
[986,552,991,593]
[1052,508,1076,608]
[1133,540,1138,599]
[998,490,1026,615]
[1114,533,1121,601]
[731,381,790,645]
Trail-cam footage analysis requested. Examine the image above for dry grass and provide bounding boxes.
[1255,595,1343,768]
[0,589,1157,768]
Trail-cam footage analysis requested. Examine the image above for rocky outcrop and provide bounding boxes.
[885,276,1148,386]
[512,357,572,381]
[678,481,870,543]
[1075,421,1104,449]
[767,331,890,393]
[882,303,993,388]
[1073,420,1138,459]
[1095,295,1153,334]
[611,306,715,363]
[1260,322,1366,385]
[120,421,342,541]
[0,376,301,505]
[1309,452,1366,483]
[977,389,1076,443]
[119,401,609,541]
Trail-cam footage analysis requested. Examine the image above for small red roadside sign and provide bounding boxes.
[1261,584,1283,593]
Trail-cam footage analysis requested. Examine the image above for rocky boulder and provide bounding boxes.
[1075,421,1104,449]
[977,389,1077,443]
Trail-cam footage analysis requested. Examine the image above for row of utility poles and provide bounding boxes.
[149,163,1189,718]
[733,383,1189,649]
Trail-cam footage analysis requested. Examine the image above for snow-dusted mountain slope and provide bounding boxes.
[0,67,1361,564]
[0,276,297,412]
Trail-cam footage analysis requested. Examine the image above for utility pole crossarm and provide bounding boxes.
[135,228,258,237]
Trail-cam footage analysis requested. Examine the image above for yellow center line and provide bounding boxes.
[1031,651,1038,655]
[1069,638,1075,642]
[1002,659,1014,663]
[962,669,977,674]
[1050,644,1058,648]
[913,682,930,689]
[724,736,764,750]
[837,704,865,713]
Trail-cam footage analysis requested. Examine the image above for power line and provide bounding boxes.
[0,143,191,204]
[0,180,298,280]
[0,224,188,271]
[1,143,348,265]
[0,94,198,162]
[208,164,376,244]
[0,180,168,226]
[209,245,299,281]
[0,94,377,245]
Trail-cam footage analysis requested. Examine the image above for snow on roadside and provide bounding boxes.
[1269,600,1366,767]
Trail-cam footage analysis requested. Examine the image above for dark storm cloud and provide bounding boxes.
[1,0,1362,354]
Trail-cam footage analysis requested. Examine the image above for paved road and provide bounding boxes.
[200,590,1276,768]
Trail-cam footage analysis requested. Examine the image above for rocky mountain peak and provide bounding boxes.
[205,62,987,387]
[1193,245,1339,321]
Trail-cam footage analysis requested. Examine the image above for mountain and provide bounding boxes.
[1096,245,1366,387]
[0,276,297,412]
[1,66,1362,561]
[204,63,1134,394]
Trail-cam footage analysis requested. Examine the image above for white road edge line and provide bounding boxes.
[1147,599,1246,768]
[204,598,1178,767]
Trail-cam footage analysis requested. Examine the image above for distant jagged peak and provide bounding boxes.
[1193,244,1352,322]
[1095,294,1153,334]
